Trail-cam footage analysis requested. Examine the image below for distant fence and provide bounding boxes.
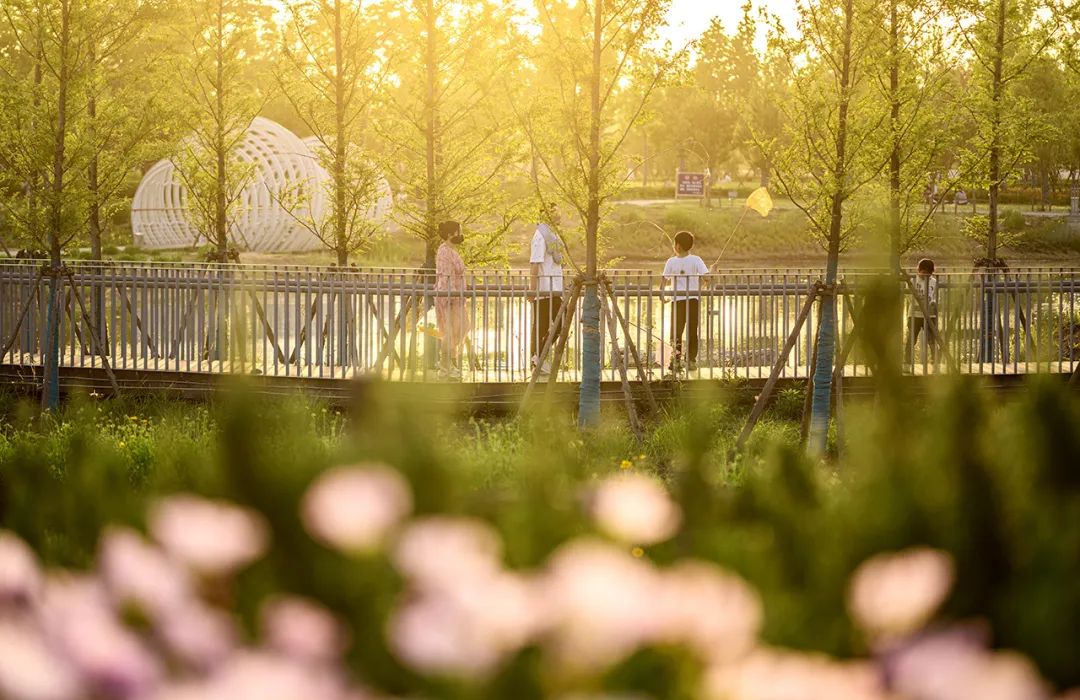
[1,260,1078,383]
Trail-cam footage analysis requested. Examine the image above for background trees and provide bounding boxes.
[277,0,388,266]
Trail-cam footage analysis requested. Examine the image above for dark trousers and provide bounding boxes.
[531,295,563,362]
[671,299,700,364]
[906,316,938,363]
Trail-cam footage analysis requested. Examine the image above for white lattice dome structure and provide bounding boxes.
[131,117,328,252]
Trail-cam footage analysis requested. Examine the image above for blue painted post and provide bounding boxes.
[578,280,601,428]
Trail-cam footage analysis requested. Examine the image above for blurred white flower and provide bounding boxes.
[591,474,681,545]
[541,538,662,671]
[0,530,42,608]
[98,527,192,618]
[848,547,954,638]
[148,495,269,577]
[393,517,502,591]
[706,647,887,700]
[0,620,80,700]
[157,599,237,672]
[39,575,162,698]
[889,630,1051,700]
[657,560,762,662]
[301,465,412,553]
[261,596,348,664]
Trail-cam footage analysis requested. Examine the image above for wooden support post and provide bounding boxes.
[519,279,581,412]
[367,298,402,366]
[67,271,120,395]
[117,288,160,359]
[601,278,658,415]
[375,295,414,373]
[545,282,583,394]
[289,296,322,364]
[735,283,819,454]
[601,285,643,441]
[0,268,46,359]
[248,290,286,365]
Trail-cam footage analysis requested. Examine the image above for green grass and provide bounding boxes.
[57,198,1080,270]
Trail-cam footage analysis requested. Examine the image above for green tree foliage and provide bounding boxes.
[276,0,389,266]
[379,0,523,268]
[755,0,884,455]
[953,0,1060,261]
[523,0,679,427]
[171,0,271,261]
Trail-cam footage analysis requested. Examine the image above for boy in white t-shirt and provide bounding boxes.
[661,230,709,372]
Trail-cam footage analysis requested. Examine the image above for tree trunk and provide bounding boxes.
[87,49,109,354]
[578,0,603,428]
[42,0,73,412]
[887,0,902,274]
[422,0,439,368]
[986,0,1005,261]
[807,0,855,456]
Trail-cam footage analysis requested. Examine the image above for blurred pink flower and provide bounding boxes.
[261,596,349,664]
[541,538,663,671]
[98,527,192,618]
[657,560,762,662]
[39,575,162,698]
[157,599,237,672]
[0,620,80,700]
[148,495,269,577]
[387,593,502,678]
[210,650,349,700]
[848,547,954,638]
[392,517,502,591]
[301,465,412,553]
[387,568,540,679]
[889,630,1051,700]
[706,647,888,700]
[0,530,42,609]
[590,474,681,545]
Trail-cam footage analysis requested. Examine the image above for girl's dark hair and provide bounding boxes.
[674,230,695,251]
[917,258,935,274]
[438,220,461,241]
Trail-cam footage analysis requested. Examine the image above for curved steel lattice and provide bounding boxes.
[132,117,394,252]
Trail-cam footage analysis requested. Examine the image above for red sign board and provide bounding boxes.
[676,172,706,198]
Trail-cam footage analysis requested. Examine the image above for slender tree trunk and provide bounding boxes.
[986,0,1005,261]
[807,0,855,456]
[43,0,73,412]
[87,56,109,354]
[333,0,348,265]
[887,0,902,274]
[578,0,603,428]
[422,0,439,368]
[215,0,228,261]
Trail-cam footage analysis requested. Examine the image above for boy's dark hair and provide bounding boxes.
[674,230,695,251]
[917,258,935,274]
[438,220,461,241]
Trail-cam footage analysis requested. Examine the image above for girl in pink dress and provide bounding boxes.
[435,221,469,379]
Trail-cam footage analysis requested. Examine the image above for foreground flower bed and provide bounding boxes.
[0,377,1078,697]
[0,464,1075,700]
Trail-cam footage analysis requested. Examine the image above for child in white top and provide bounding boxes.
[906,257,939,364]
[661,230,709,371]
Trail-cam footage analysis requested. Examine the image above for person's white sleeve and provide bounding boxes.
[529,230,545,264]
[696,256,709,275]
[662,258,674,279]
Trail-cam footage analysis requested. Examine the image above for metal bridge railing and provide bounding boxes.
[1,260,1077,382]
